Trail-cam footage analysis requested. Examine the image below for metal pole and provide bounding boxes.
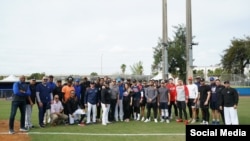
[162,0,168,80]
[186,0,193,83]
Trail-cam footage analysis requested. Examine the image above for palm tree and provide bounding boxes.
[121,64,126,75]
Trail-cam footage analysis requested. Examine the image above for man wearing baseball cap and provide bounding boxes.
[198,78,211,125]
[219,80,239,125]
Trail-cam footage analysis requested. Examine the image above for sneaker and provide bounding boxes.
[39,124,45,128]
[160,119,165,122]
[216,121,220,125]
[176,119,183,122]
[166,119,170,123]
[154,118,158,123]
[205,121,209,125]
[19,128,28,132]
[141,117,145,121]
[102,123,107,126]
[191,119,196,124]
[9,130,15,134]
[107,121,112,124]
[144,118,150,123]
[184,120,188,125]
[78,123,85,126]
[200,120,205,125]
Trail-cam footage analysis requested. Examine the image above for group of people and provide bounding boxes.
[8,75,239,134]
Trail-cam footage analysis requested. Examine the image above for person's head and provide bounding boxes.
[188,76,193,84]
[74,79,80,85]
[132,79,137,85]
[70,90,76,98]
[54,94,60,102]
[195,76,201,82]
[215,79,221,86]
[48,75,54,82]
[56,79,62,86]
[149,80,154,86]
[90,81,95,88]
[168,78,173,84]
[177,79,183,85]
[142,80,147,86]
[124,82,130,89]
[19,75,26,82]
[30,79,36,85]
[210,77,215,84]
[111,79,116,86]
[224,80,230,88]
[67,76,74,85]
[42,76,48,84]
[160,80,165,87]
[200,78,205,85]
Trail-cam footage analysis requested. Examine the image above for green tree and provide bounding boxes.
[221,36,250,74]
[195,70,204,78]
[207,69,214,77]
[90,72,98,76]
[130,61,144,75]
[28,72,45,80]
[120,64,126,75]
[214,68,224,78]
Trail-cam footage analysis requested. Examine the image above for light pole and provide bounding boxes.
[186,0,193,83]
[162,0,168,80]
[101,54,103,75]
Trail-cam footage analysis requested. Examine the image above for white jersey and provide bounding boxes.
[187,83,198,99]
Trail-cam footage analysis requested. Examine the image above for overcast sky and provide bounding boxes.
[0,0,249,76]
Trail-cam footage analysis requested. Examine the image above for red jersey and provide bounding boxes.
[166,83,177,101]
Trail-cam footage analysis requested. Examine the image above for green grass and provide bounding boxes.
[1,97,249,141]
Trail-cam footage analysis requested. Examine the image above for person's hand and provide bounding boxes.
[234,104,237,109]
[204,101,208,106]
[39,102,43,107]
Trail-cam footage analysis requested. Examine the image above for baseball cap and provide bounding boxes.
[210,77,215,81]
[224,80,230,84]
[116,78,121,83]
[200,78,205,82]
[67,76,74,82]
[75,79,80,82]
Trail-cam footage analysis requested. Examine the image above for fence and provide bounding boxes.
[0,89,13,100]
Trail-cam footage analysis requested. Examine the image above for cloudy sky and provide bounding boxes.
[0,0,249,76]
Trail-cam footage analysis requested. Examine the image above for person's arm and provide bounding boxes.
[184,85,189,104]
[28,96,34,105]
[233,88,239,109]
[205,86,211,105]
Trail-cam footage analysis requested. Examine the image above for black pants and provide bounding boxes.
[177,101,188,120]
[169,101,178,118]
[9,100,26,130]
[146,102,157,119]
[123,98,130,119]
[108,99,117,121]
[96,102,101,119]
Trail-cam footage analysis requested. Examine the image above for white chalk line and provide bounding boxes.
[0,132,185,136]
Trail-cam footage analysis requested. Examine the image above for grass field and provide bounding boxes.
[0,97,249,141]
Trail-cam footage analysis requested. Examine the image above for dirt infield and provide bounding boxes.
[0,120,31,141]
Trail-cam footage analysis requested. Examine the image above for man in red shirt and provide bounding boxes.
[166,78,178,120]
